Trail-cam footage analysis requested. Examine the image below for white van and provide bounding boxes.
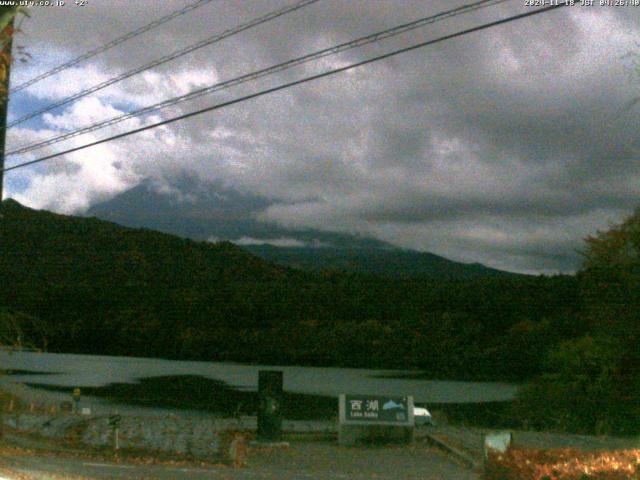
[413,406,435,426]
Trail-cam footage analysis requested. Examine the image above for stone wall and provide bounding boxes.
[3,413,242,459]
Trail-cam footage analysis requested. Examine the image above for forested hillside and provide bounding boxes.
[244,244,520,279]
[1,199,578,382]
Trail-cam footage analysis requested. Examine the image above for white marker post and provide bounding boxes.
[483,431,513,474]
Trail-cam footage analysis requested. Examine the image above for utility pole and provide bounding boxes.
[0,7,15,202]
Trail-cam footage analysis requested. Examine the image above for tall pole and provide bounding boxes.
[0,13,10,440]
[0,9,14,202]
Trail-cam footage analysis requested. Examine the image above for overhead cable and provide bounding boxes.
[10,0,216,93]
[7,0,320,128]
[2,2,570,174]
[7,0,510,157]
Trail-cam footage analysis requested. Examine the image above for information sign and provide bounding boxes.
[340,394,414,426]
[338,394,415,445]
[108,414,121,429]
[343,395,411,424]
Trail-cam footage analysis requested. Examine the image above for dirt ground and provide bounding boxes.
[0,436,478,480]
[247,438,479,479]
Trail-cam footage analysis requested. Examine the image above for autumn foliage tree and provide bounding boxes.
[580,208,640,337]
[0,5,30,103]
[516,209,640,435]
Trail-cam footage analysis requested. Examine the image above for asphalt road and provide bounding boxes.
[0,441,479,479]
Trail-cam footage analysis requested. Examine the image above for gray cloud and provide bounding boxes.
[5,0,639,274]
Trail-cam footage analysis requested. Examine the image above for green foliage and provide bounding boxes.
[514,336,636,435]
[2,201,638,433]
[516,209,640,435]
[582,209,640,270]
[579,210,640,340]
[0,199,578,381]
[0,308,48,350]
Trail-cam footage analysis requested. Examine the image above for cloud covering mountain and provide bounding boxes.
[86,174,391,248]
[4,0,639,274]
[86,174,519,278]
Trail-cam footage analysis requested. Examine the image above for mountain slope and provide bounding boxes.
[86,176,521,278]
[245,245,516,279]
[86,176,390,249]
[0,198,577,380]
[0,197,301,357]
[1,197,289,288]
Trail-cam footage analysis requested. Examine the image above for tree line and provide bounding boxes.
[0,199,638,434]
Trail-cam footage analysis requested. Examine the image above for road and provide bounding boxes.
[0,440,479,479]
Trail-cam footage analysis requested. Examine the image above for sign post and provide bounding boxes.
[72,388,81,414]
[257,370,283,441]
[339,394,415,446]
[108,412,121,451]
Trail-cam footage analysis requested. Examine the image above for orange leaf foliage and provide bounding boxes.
[485,448,640,480]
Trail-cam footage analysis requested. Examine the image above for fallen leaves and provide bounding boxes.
[485,448,640,480]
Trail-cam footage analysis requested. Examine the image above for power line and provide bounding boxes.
[6,0,320,129]
[10,0,216,93]
[2,2,570,175]
[6,0,510,157]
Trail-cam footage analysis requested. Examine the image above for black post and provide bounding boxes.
[257,370,283,441]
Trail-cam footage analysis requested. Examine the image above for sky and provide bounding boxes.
[3,0,639,274]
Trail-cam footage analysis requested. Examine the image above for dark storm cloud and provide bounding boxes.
[7,0,640,273]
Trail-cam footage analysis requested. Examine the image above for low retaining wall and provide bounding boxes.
[3,412,246,460]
